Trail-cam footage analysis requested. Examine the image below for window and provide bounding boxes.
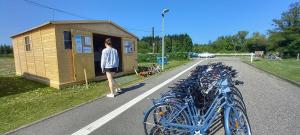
[82,36,92,53]
[24,36,31,51]
[123,40,134,54]
[74,34,92,53]
[64,31,72,49]
[75,35,82,53]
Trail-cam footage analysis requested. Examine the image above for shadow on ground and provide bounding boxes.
[120,83,145,93]
[208,114,224,135]
[0,76,48,98]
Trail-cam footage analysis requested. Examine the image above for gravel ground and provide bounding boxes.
[209,57,300,135]
[7,57,300,135]
[91,57,300,135]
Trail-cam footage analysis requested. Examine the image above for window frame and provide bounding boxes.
[63,31,72,49]
[24,36,31,51]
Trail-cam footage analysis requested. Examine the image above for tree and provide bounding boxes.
[0,44,13,55]
[246,32,268,52]
[138,36,161,53]
[138,34,193,53]
[269,2,300,57]
[193,44,214,53]
[0,45,3,54]
[235,31,249,51]
[137,41,152,53]
[211,35,236,52]
[272,2,300,31]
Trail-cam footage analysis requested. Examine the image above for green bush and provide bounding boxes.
[167,52,189,60]
[137,53,158,63]
[138,52,189,63]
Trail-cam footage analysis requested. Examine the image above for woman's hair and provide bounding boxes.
[105,38,112,46]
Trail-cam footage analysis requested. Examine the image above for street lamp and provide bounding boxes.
[161,8,169,70]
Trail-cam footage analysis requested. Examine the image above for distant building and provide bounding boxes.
[11,20,138,89]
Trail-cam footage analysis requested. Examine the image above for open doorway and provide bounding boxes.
[93,33,123,76]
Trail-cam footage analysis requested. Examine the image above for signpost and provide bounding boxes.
[161,8,169,70]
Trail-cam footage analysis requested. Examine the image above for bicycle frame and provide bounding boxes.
[143,63,251,135]
[159,78,235,134]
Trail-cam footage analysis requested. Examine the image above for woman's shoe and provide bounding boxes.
[106,93,115,98]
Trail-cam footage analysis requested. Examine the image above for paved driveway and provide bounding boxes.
[8,57,300,135]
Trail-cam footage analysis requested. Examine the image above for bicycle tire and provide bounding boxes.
[229,92,247,113]
[143,103,192,135]
[230,86,244,101]
[223,105,252,135]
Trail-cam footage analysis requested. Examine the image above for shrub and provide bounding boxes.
[138,52,189,63]
[167,52,189,60]
[137,53,158,63]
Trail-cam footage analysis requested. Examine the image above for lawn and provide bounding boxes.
[0,57,190,134]
[138,59,190,71]
[245,59,300,84]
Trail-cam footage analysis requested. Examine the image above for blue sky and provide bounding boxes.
[0,0,296,45]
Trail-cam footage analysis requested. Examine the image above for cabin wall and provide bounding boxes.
[12,39,21,75]
[121,38,138,72]
[12,25,60,88]
[55,25,75,85]
[12,22,138,89]
[55,23,137,86]
[69,23,134,38]
[69,23,138,72]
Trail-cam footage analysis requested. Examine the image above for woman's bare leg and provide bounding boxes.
[111,72,120,90]
[106,72,114,95]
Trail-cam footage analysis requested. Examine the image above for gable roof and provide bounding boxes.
[11,20,138,39]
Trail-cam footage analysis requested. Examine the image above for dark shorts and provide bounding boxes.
[104,67,118,72]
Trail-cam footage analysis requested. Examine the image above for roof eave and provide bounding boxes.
[10,21,52,38]
[10,20,138,39]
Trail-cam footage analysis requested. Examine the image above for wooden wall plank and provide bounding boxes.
[12,22,138,88]
[12,39,21,74]
[11,25,60,84]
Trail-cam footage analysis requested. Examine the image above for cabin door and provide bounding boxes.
[71,29,95,81]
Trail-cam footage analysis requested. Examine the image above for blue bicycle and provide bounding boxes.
[143,63,251,135]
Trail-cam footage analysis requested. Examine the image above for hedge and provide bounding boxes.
[138,52,189,62]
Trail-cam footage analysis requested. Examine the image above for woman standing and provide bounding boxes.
[101,38,121,98]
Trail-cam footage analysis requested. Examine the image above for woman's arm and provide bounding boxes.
[116,50,119,69]
[101,50,106,73]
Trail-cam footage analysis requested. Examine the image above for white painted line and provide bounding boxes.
[72,59,205,135]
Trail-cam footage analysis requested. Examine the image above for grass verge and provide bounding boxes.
[243,58,300,85]
[0,57,190,134]
[139,59,190,71]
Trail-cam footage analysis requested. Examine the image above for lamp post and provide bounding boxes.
[161,8,169,70]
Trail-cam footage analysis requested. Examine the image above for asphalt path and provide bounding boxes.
[7,57,300,135]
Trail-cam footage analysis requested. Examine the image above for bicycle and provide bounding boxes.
[143,63,251,135]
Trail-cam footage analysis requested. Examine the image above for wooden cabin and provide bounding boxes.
[11,20,138,89]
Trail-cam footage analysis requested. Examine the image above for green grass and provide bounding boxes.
[0,54,14,58]
[245,58,300,84]
[0,57,15,77]
[0,57,190,134]
[139,59,190,71]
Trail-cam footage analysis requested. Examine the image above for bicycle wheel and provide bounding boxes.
[143,103,191,135]
[229,92,247,113]
[230,86,244,101]
[223,105,252,135]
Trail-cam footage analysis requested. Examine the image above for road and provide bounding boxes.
[7,57,300,135]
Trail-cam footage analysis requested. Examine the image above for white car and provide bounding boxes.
[198,52,215,58]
